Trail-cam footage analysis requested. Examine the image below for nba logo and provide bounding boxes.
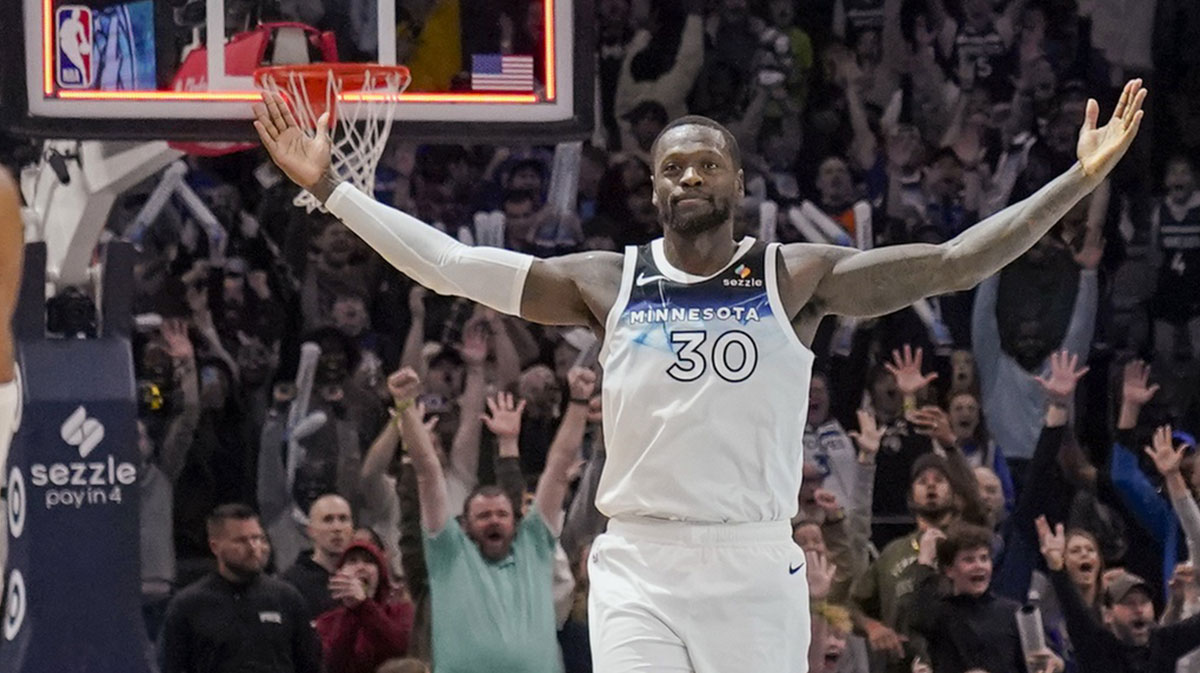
[56,6,95,89]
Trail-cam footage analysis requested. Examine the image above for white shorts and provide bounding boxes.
[0,378,16,484]
[588,517,811,673]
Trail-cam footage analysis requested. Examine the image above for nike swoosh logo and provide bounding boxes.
[635,272,668,287]
[789,563,805,575]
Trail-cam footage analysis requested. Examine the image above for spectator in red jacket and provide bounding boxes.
[315,541,415,673]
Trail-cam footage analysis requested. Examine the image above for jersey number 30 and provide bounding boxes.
[667,330,759,383]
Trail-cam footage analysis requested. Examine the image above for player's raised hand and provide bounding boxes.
[1076,79,1147,177]
[253,91,332,192]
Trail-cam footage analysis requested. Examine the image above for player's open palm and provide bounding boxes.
[1076,79,1146,177]
[1033,350,1089,403]
[253,91,332,191]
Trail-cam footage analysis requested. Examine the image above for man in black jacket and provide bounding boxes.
[1038,515,1200,673]
[280,493,354,620]
[160,504,319,673]
[908,522,1035,673]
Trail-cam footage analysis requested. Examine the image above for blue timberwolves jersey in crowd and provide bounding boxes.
[596,237,815,523]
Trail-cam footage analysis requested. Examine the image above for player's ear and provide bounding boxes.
[652,184,659,207]
[737,169,745,199]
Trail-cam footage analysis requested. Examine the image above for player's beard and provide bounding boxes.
[661,195,732,234]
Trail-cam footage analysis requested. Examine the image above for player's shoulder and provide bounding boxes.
[777,241,857,269]
[773,242,856,299]
[535,248,625,283]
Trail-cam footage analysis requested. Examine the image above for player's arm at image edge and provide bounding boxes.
[0,168,22,383]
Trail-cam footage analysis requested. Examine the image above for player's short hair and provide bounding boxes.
[935,522,993,569]
[650,115,742,172]
[206,503,259,539]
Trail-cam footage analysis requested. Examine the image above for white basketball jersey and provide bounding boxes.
[596,238,814,523]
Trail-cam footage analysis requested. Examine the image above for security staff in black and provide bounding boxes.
[160,504,319,673]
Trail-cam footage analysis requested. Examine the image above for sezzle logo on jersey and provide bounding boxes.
[723,264,763,288]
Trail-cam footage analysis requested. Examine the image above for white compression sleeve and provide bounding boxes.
[325,183,534,315]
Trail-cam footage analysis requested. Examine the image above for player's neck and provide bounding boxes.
[660,228,739,277]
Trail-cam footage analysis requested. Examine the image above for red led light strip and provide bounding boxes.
[43,0,555,104]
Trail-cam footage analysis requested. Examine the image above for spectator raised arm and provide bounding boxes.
[534,367,597,535]
[390,368,450,535]
[447,321,489,497]
[157,318,202,483]
[399,286,428,381]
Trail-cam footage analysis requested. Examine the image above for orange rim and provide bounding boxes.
[254,63,411,98]
[254,63,411,123]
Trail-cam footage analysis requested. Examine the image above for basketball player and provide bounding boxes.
[0,168,24,577]
[253,79,1146,671]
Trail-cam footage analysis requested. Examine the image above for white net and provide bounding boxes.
[256,66,409,212]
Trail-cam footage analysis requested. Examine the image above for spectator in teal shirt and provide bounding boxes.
[389,364,596,672]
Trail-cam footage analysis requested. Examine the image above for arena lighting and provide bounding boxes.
[544,0,556,100]
[41,0,554,105]
[57,91,538,104]
[41,0,52,95]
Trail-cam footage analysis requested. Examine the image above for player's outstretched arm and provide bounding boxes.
[0,168,23,383]
[252,93,613,327]
[807,79,1146,319]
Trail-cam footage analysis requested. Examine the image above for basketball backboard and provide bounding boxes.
[1,0,593,142]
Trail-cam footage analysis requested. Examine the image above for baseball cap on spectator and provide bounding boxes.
[1104,571,1152,605]
[910,453,952,484]
[622,100,669,127]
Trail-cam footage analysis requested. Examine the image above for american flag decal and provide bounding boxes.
[471,54,535,91]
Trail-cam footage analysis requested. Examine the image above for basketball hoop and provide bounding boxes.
[255,63,411,212]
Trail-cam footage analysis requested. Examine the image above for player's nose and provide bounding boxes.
[679,167,702,186]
